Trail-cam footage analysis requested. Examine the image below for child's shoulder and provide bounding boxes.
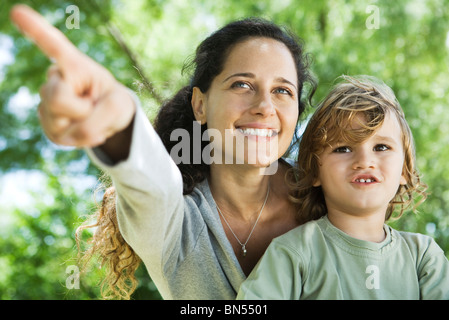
[271,217,326,255]
[393,228,444,257]
[394,228,436,246]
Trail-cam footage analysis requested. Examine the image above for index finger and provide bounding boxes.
[10,4,80,67]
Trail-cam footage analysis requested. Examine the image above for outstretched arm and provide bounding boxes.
[11,5,188,297]
[10,4,136,162]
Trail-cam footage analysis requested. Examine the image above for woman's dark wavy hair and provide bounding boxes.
[154,17,317,194]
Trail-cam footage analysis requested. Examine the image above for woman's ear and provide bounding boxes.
[191,87,207,125]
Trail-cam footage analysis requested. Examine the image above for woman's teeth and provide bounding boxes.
[237,128,276,137]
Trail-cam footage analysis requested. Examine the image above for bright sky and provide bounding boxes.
[0,34,37,213]
[0,34,14,81]
[0,33,97,230]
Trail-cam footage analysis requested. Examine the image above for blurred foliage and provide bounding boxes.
[0,0,448,299]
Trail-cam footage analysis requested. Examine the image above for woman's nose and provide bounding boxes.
[251,91,276,117]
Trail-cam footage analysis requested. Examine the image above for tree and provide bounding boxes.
[1,0,448,299]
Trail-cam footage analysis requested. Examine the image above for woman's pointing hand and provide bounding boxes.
[10,4,136,156]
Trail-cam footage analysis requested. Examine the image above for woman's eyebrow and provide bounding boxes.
[275,77,297,91]
[222,72,255,83]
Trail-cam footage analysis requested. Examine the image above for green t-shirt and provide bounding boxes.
[237,216,449,300]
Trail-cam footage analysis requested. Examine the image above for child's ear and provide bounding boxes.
[400,174,407,186]
[400,165,408,186]
[191,87,207,125]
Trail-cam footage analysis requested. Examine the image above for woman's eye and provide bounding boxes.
[231,81,251,89]
[374,144,390,152]
[333,146,351,153]
[274,87,293,96]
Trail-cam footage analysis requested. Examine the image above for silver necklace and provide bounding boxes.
[216,184,270,257]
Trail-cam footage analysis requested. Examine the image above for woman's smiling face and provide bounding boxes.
[191,37,299,168]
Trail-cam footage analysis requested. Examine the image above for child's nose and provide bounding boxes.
[352,149,375,170]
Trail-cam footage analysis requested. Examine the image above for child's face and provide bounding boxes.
[313,112,407,218]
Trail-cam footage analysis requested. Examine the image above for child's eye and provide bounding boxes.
[333,146,351,153]
[374,144,390,152]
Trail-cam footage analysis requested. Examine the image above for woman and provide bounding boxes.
[11,5,316,299]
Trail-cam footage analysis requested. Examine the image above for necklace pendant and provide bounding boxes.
[216,183,269,260]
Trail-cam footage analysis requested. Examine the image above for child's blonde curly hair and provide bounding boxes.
[288,75,427,224]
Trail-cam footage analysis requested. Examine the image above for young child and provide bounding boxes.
[237,75,449,299]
